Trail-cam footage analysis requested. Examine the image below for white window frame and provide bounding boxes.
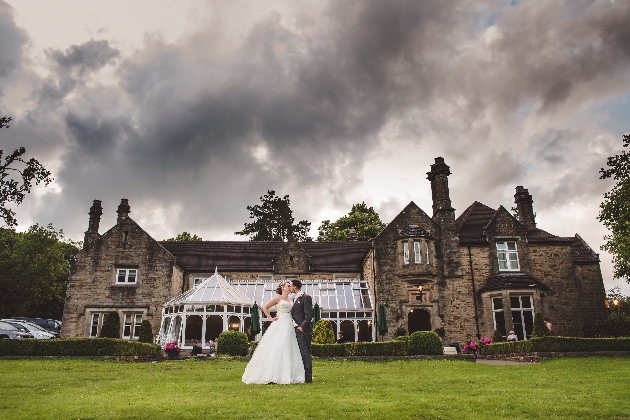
[496,241,520,271]
[491,297,505,337]
[511,295,534,340]
[90,313,101,337]
[194,278,204,286]
[414,242,421,263]
[403,242,409,265]
[116,268,137,284]
[122,313,143,339]
[426,243,430,265]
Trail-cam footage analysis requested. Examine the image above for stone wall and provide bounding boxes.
[61,217,181,338]
[574,262,608,336]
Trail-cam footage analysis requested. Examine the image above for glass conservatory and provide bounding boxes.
[156,269,254,350]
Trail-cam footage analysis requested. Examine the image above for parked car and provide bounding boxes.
[0,326,22,339]
[0,321,34,339]
[13,317,61,336]
[2,320,55,339]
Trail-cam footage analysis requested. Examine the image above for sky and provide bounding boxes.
[1,0,629,294]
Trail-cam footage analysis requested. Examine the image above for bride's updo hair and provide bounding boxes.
[275,282,289,295]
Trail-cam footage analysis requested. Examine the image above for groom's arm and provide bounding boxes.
[300,295,313,331]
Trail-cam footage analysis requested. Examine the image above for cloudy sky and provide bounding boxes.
[1,0,629,293]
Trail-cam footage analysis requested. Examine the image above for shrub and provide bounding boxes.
[492,329,504,343]
[0,338,161,357]
[434,327,445,339]
[217,330,248,356]
[138,320,153,343]
[482,336,630,355]
[249,340,259,355]
[345,341,407,356]
[395,335,409,344]
[532,313,551,338]
[99,311,121,338]
[408,331,443,355]
[312,343,347,357]
[395,325,407,337]
[312,319,335,344]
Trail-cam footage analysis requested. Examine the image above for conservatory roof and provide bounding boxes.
[166,269,253,306]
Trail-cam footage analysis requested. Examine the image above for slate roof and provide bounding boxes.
[568,234,600,263]
[476,273,550,294]
[456,201,496,244]
[159,240,372,273]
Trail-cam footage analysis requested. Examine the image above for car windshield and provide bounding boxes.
[0,321,20,331]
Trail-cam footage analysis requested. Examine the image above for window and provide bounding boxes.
[90,313,101,337]
[496,241,519,271]
[117,268,137,283]
[414,242,421,263]
[511,296,534,340]
[123,313,143,339]
[403,242,409,265]
[426,243,430,265]
[194,278,204,286]
[491,298,506,337]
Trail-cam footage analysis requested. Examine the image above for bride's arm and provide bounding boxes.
[262,296,280,321]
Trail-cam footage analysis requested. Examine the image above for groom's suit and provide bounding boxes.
[291,292,313,382]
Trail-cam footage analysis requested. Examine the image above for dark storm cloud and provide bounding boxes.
[0,1,26,82]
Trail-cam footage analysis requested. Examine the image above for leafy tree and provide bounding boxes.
[165,231,203,241]
[317,202,386,241]
[1,116,54,228]
[0,224,80,320]
[235,190,311,241]
[138,320,154,343]
[599,133,630,281]
[99,311,121,338]
[531,313,551,338]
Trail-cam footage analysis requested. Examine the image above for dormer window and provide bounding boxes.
[496,241,519,271]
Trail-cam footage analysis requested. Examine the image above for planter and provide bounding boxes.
[166,351,179,360]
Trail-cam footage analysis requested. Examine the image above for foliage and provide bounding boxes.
[2,358,630,419]
[407,331,443,355]
[99,311,121,339]
[317,202,387,241]
[0,338,161,357]
[312,319,336,344]
[163,341,180,352]
[0,224,80,319]
[0,118,54,228]
[165,231,203,241]
[217,330,249,356]
[235,190,311,241]
[493,329,504,343]
[434,327,446,338]
[394,325,407,337]
[482,336,630,355]
[312,340,408,357]
[138,320,154,343]
[312,343,348,357]
[249,340,259,355]
[532,312,551,338]
[605,288,630,337]
[599,133,630,281]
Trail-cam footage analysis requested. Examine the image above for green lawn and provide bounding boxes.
[1,357,629,419]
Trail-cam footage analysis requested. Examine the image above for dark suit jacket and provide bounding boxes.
[291,293,313,333]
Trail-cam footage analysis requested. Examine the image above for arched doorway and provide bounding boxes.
[408,309,431,334]
[205,315,223,342]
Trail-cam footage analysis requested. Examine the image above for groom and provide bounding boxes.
[290,279,313,383]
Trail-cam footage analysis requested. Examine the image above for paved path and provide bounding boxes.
[476,359,536,365]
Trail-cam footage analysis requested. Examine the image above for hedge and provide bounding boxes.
[408,331,443,355]
[482,336,630,355]
[0,338,161,357]
[313,340,409,357]
[217,330,249,356]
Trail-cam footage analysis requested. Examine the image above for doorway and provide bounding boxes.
[408,309,431,334]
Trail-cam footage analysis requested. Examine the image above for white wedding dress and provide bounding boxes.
[242,299,305,384]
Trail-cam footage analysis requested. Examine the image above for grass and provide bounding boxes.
[1,357,629,419]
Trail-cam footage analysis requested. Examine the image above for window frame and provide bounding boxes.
[414,241,421,263]
[116,268,138,284]
[403,242,409,265]
[510,295,534,340]
[89,313,101,337]
[491,297,506,338]
[496,240,520,271]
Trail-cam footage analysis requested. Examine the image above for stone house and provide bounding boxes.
[62,157,607,346]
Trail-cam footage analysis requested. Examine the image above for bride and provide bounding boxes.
[242,281,305,384]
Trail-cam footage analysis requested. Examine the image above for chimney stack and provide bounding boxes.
[84,200,103,247]
[426,157,461,277]
[514,186,536,228]
[347,227,359,241]
[117,198,131,224]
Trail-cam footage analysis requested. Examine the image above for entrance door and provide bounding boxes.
[408,309,431,334]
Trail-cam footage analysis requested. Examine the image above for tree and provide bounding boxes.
[235,190,311,241]
[531,313,551,338]
[599,133,630,281]
[138,320,154,343]
[317,202,387,241]
[1,116,54,228]
[165,231,203,241]
[312,319,335,344]
[0,224,81,320]
[99,311,121,338]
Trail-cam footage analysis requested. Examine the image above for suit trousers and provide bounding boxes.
[295,328,312,382]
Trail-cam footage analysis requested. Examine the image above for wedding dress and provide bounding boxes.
[242,299,305,384]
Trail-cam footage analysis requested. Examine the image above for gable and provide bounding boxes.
[375,201,437,243]
[483,206,527,239]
